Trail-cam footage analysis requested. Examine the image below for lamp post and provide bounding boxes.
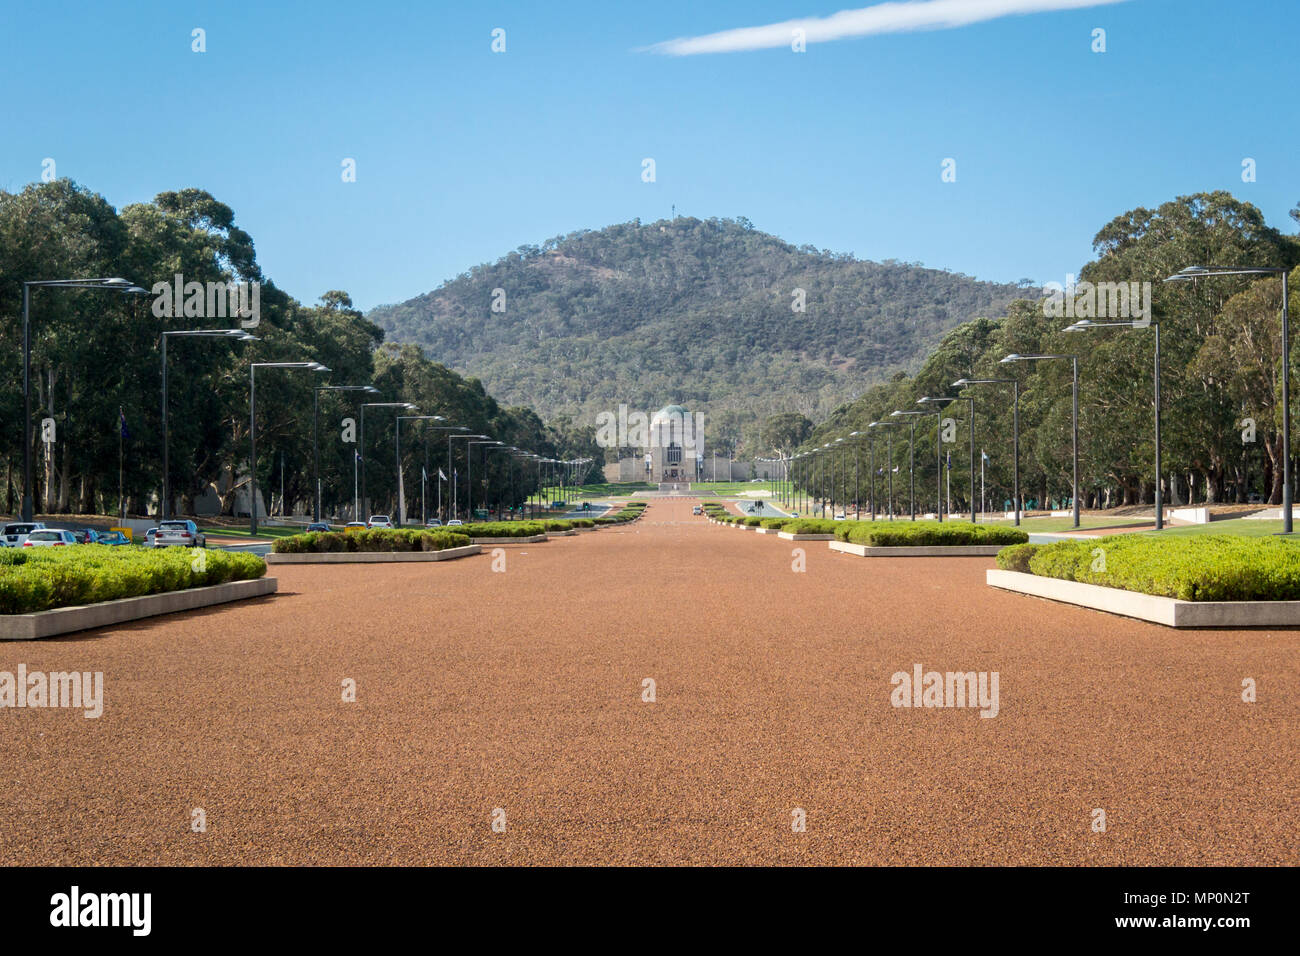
[951,378,1020,526]
[891,410,939,521]
[868,421,901,519]
[485,444,517,518]
[1064,318,1161,528]
[21,277,146,520]
[917,395,975,522]
[1166,264,1291,533]
[467,440,502,519]
[358,402,416,520]
[447,432,487,520]
[1002,353,1079,529]
[250,361,329,534]
[419,423,467,523]
[313,385,378,522]
[394,415,445,527]
[163,329,258,520]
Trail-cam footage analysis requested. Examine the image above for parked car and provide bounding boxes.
[692,505,703,515]
[144,527,159,546]
[23,529,77,547]
[343,522,367,533]
[72,529,100,544]
[306,522,330,533]
[446,519,464,526]
[425,518,442,527]
[2,522,46,548]
[95,531,130,546]
[154,519,206,548]
[833,512,846,520]
[367,515,393,528]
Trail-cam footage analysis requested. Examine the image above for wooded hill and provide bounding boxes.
[369,216,1024,447]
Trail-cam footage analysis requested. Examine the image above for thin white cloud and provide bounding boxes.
[643,0,1129,55]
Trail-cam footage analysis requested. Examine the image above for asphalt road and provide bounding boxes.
[1,498,1295,865]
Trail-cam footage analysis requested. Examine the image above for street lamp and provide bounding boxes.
[20,277,146,520]
[844,433,869,519]
[162,329,257,520]
[250,361,329,534]
[1001,353,1079,529]
[358,402,416,521]
[890,410,938,521]
[394,415,445,526]
[447,433,487,520]
[467,439,502,520]
[1166,264,1291,533]
[313,385,378,522]
[1064,318,1162,529]
[868,421,901,520]
[484,443,517,519]
[952,378,1021,526]
[917,395,975,522]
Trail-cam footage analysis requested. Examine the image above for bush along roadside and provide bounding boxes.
[0,546,267,615]
[994,534,1300,601]
[840,521,1028,547]
[273,528,472,552]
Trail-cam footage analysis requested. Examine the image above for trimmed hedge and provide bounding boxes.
[0,546,267,615]
[841,521,1028,547]
[994,534,1300,601]
[273,528,471,553]
[779,518,840,535]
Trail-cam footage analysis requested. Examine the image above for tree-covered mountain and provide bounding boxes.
[368,217,1024,450]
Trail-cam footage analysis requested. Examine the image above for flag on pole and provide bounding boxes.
[981,450,989,462]
[438,469,447,481]
[422,466,427,481]
[118,407,129,440]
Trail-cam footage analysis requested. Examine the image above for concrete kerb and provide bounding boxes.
[266,544,483,564]
[830,540,1005,557]
[987,568,1300,628]
[0,577,279,641]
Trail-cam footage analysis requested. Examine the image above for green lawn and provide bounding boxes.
[692,481,778,496]
[199,524,315,539]
[986,516,1152,533]
[541,481,654,498]
[1142,517,1295,538]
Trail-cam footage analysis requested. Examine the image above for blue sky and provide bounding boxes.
[2,0,1296,311]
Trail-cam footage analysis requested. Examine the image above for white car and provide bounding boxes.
[446,519,464,526]
[425,518,442,527]
[154,520,206,548]
[2,522,46,547]
[22,529,76,547]
[367,515,393,528]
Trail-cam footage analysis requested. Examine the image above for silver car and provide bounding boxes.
[154,519,206,548]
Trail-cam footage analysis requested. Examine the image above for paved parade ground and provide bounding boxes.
[1,498,1296,866]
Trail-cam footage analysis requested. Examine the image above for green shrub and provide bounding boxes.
[0,547,266,615]
[780,518,839,535]
[759,518,791,530]
[272,529,471,553]
[1005,534,1300,601]
[845,521,1029,548]
[995,542,1040,573]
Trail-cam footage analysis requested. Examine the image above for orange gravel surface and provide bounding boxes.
[1,498,1296,866]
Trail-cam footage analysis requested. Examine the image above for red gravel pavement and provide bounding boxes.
[1,498,1296,865]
